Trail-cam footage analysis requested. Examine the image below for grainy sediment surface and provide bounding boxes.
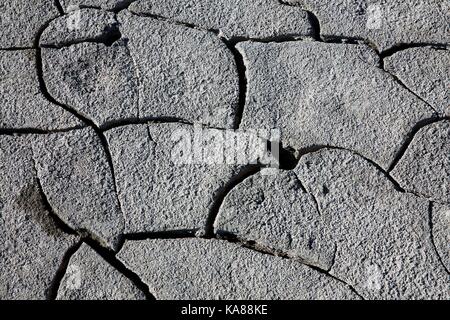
[0,0,448,300]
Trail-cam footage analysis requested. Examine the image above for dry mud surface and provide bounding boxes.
[0,0,449,300]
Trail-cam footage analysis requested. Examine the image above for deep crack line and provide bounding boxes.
[205,165,263,238]
[122,230,363,299]
[128,11,220,35]
[0,47,34,51]
[222,40,248,130]
[387,117,449,173]
[32,152,154,300]
[54,0,65,15]
[96,131,128,245]
[82,239,156,300]
[277,0,321,42]
[379,42,448,60]
[100,116,193,131]
[382,68,440,115]
[46,241,83,300]
[35,16,128,242]
[40,9,122,49]
[287,144,407,193]
[0,126,86,136]
[428,202,450,275]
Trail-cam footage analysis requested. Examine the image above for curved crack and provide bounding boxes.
[221,40,247,130]
[379,43,448,60]
[54,0,65,15]
[101,116,194,131]
[35,16,128,243]
[82,238,156,300]
[0,126,86,136]
[381,67,440,115]
[387,117,449,173]
[46,241,83,300]
[122,230,363,299]
[32,152,154,300]
[0,47,34,51]
[205,164,263,237]
[428,202,450,275]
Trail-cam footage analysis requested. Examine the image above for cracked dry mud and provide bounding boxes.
[0,0,448,300]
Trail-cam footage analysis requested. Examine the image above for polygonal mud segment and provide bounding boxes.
[385,47,450,116]
[60,0,134,11]
[0,50,81,130]
[431,204,450,272]
[118,238,360,299]
[215,170,335,270]
[32,128,125,250]
[118,12,239,129]
[129,0,314,40]
[104,123,249,234]
[0,135,79,300]
[42,41,139,128]
[286,0,450,51]
[238,41,435,170]
[0,0,59,48]
[391,121,450,204]
[56,243,146,300]
[295,149,449,299]
[40,8,119,48]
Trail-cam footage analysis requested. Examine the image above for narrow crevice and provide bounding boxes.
[112,228,360,298]
[40,28,123,49]
[34,155,153,299]
[204,165,263,237]
[328,243,338,273]
[216,231,290,259]
[428,202,450,275]
[101,116,194,131]
[381,67,440,114]
[272,142,300,170]
[226,35,312,44]
[121,230,198,250]
[293,171,325,216]
[35,16,128,242]
[0,47,34,51]
[293,144,450,203]
[130,10,313,44]
[306,11,321,41]
[216,232,364,299]
[46,241,83,300]
[97,131,128,241]
[83,239,156,300]
[39,11,122,49]
[0,125,87,136]
[112,0,140,13]
[322,36,379,51]
[34,18,96,128]
[37,47,127,241]
[54,0,65,15]
[387,117,449,173]
[379,43,448,60]
[61,4,107,12]
[222,40,247,130]
[129,11,220,35]
[308,264,365,300]
[33,158,107,244]
[101,117,245,133]
[277,2,314,41]
[294,145,407,193]
[34,175,78,236]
